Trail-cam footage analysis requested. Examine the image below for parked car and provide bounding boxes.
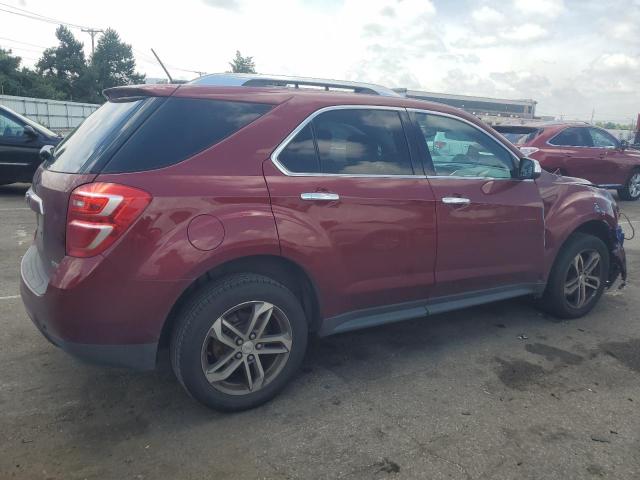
[21,77,626,411]
[0,105,62,185]
[494,122,640,200]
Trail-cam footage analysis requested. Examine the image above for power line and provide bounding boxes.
[0,36,48,49]
[0,1,89,29]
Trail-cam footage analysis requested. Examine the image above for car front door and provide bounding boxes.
[409,110,545,298]
[0,110,40,183]
[587,127,629,186]
[264,106,437,319]
[547,127,605,183]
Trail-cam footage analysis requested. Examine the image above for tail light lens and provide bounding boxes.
[66,183,151,258]
[519,146,540,157]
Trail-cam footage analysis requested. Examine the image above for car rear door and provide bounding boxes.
[264,106,437,319]
[408,109,545,298]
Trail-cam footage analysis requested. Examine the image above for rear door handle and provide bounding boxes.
[300,192,340,201]
[442,197,470,205]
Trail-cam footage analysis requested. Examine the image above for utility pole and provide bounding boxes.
[590,107,595,124]
[151,48,174,83]
[82,28,104,55]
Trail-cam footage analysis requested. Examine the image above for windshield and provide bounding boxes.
[48,99,146,173]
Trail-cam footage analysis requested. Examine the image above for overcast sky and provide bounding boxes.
[1,0,638,123]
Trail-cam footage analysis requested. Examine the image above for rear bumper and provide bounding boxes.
[26,308,157,370]
[20,245,181,370]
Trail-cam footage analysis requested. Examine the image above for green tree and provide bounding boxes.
[0,48,61,98]
[228,50,256,73]
[88,28,144,101]
[36,26,87,100]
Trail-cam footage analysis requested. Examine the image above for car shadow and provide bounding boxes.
[0,183,30,197]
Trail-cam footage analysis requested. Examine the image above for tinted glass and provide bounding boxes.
[589,128,618,148]
[0,111,24,138]
[312,109,413,175]
[277,124,320,173]
[104,98,272,173]
[414,113,514,179]
[549,127,593,147]
[48,99,145,173]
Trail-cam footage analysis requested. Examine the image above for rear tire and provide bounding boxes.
[170,273,308,411]
[618,169,640,201]
[538,233,609,319]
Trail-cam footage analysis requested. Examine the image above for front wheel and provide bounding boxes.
[538,233,609,319]
[618,169,640,201]
[171,274,308,411]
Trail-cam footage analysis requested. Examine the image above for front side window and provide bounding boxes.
[0,112,24,139]
[549,127,593,147]
[413,112,514,179]
[276,108,414,176]
[589,128,618,148]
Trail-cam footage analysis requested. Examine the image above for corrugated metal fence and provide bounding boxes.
[0,94,99,133]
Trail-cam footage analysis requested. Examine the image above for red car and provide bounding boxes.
[20,76,626,411]
[495,122,640,200]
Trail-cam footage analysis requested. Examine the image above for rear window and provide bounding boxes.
[48,99,146,173]
[494,126,542,145]
[103,98,272,173]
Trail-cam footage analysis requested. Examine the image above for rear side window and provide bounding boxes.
[48,99,145,173]
[549,127,593,147]
[276,108,413,176]
[277,124,320,173]
[103,98,272,173]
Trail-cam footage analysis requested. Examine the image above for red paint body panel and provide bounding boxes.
[427,178,544,296]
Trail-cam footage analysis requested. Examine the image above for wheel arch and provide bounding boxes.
[158,254,322,349]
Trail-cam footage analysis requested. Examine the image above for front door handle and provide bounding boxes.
[300,192,340,201]
[442,197,470,205]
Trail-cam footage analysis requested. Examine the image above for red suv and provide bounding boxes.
[20,77,627,411]
[495,123,640,200]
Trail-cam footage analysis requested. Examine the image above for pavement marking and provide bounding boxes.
[0,295,20,300]
[0,207,29,211]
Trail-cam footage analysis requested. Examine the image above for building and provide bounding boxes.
[394,88,537,120]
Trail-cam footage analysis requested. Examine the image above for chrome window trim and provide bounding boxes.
[407,107,522,180]
[270,105,426,179]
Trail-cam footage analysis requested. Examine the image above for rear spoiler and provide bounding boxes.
[103,84,179,101]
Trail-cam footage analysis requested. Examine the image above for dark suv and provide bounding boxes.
[20,76,627,411]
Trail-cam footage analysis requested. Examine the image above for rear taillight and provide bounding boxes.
[519,146,540,157]
[66,183,151,258]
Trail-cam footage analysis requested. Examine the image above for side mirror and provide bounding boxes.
[519,157,542,180]
[39,144,55,163]
[23,125,38,139]
[619,139,629,150]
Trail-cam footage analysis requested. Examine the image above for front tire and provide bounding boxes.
[538,233,609,319]
[170,273,308,411]
[618,169,640,201]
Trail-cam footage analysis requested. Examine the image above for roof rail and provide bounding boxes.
[189,73,400,97]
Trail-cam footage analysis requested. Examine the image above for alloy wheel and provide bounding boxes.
[629,173,640,199]
[200,301,293,395]
[564,249,602,309]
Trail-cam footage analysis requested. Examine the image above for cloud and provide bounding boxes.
[513,0,564,17]
[201,0,240,10]
[500,23,548,42]
[471,6,505,26]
